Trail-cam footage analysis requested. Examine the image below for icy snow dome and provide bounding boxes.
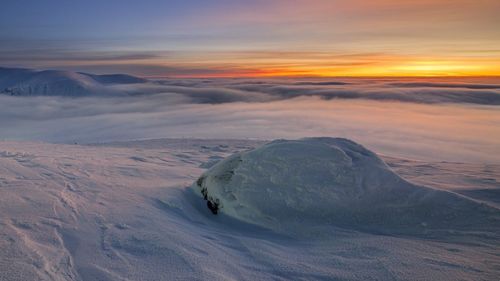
[193,138,499,237]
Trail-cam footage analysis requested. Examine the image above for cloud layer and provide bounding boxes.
[1,77,499,163]
[110,77,500,105]
[2,67,499,105]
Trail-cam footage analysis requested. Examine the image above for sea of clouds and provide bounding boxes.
[1,77,499,163]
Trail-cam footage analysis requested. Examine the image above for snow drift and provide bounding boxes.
[193,137,499,236]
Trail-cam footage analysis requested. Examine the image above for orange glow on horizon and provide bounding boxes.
[160,59,500,79]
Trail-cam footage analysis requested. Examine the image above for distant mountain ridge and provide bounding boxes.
[0,67,147,96]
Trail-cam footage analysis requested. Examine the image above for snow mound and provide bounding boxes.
[193,138,499,236]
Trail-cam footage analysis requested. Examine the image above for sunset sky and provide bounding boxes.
[1,0,499,77]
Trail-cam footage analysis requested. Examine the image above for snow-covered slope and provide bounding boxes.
[0,138,499,281]
[0,67,147,96]
[194,138,499,237]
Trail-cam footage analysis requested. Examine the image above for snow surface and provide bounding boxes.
[0,138,499,280]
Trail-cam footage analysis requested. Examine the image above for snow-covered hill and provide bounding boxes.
[0,138,498,281]
[0,67,147,96]
[194,138,499,237]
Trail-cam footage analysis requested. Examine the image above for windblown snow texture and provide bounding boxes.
[0,138,499,280]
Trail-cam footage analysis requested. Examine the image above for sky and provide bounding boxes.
[1,0,500,77]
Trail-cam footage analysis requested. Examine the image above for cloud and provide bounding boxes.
[52,64,237,78]
[0,77,499,163]
[2,70,499,104]
[388,82,500,90]
[136,78,500,105]
[0,50,161,63]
